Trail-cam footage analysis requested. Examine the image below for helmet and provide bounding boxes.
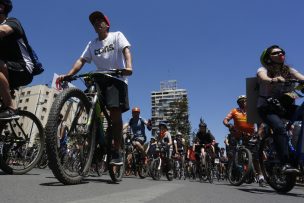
[0,0,12,15]
[199,118,207,127]
[260,45,285,66]
[237,95,246,104]
[132,107,140,113]
[176,131,182,137]
[159,121,168,129]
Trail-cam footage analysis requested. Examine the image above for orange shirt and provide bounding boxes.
[225,108,254,137]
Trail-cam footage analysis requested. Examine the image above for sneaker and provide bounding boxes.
[168,169,173,175]
[0,107,19,120]
[258,179,267,187]
[109,151,123,166]
[281,164,300,174]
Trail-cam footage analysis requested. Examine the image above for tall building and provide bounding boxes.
[151,80,188,136]
[13,84,59,127]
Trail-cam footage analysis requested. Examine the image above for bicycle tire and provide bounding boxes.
[0,110,44,174]
[37,150,48,169]
[109,151,125,182]
[150,158,161,180]
[45,88,96,185]
[259,136,296,193]
[228,148,253,186]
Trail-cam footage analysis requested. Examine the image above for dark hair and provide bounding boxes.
[260,45,292,79]
[0,0,12,15]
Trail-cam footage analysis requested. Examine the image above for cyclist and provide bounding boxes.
[257,45,304,173]
[157,122,173,174]
[195,120,216,166]
[223,95,266,186]
[57,11,132,165]
[0,0,34,119]
[125,107,152,160]
[145,137,157,159]
[173,132,186,173]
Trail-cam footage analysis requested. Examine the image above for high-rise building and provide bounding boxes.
[151,80,188,136]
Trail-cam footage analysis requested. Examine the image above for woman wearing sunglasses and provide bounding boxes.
[257,45,304,173]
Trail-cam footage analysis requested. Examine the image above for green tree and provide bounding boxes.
[167,98,191,145]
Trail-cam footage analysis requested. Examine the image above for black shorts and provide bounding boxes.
[4,60,33,89]
[95,75,129,113]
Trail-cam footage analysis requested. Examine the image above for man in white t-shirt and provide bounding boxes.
[57,11,133,165]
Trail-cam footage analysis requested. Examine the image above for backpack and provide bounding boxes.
[13,18,44,76]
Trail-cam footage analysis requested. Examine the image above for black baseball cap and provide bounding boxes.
[89,11,110,26]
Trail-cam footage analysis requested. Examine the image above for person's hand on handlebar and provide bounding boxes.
[56,74,73,90]
[270,76,285,83]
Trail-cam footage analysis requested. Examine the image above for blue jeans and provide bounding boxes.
[258,105,300,163]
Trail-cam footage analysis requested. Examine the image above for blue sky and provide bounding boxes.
[11,0,304,147]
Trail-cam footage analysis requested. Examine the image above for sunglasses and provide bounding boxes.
[270,50,285,56]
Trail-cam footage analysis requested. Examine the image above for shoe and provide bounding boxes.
[258,179,267,187]
[168,169,173,175]
[281,164,300,174]
[0,107,19,120]
[109,151,123,166]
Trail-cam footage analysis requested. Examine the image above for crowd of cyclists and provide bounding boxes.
[1,1,304,194]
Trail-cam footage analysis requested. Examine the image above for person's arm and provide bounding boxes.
[145,144,150,154]
[57,58,86,81]
[0,24,13,37]
[122,47,132,76]
[257,68,285,83]
[223,110,233,129]
[290,68,304,81]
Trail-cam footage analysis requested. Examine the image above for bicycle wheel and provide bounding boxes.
[45,88,96,185]
[0,110,44,175]
[109,150,125,182]
[206,157,214,184]
[37,149,48,169]
[150,158,161,180]
[259,136,296,193]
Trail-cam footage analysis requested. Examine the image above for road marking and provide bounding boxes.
[66,182,183,203]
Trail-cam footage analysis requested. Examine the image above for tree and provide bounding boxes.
[167,98,191,145]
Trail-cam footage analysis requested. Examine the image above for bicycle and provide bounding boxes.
[45,70,126,185]
[227,133,254,186]
[0,89,44,174]
[124,137,147,179]
[150,143,173,181]
[258,79,304,193]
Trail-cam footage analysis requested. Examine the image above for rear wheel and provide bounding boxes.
[45,88,95,185]
[0,110,44,174]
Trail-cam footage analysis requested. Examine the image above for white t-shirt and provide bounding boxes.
[81,31,131,83]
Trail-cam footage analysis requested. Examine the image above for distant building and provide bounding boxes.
[151,80,188,136]
[13,84,59,127]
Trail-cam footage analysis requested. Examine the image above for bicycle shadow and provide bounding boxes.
[237,188,304,198]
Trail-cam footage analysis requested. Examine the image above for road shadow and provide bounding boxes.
[40,181,90,187]
[238,188,304,198]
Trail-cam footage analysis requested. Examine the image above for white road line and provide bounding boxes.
[67,183,183,203]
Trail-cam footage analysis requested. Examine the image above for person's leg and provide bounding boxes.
[0,61,14,109]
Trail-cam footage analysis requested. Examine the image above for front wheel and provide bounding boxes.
[45,88,96,185]
[150,158,161,180]
[0,110,44,175]
[259,136,296,193]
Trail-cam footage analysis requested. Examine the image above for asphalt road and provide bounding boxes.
[0,168,304,203]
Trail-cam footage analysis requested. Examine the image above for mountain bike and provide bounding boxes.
[259,79,304,193]
[45,70,125,185]
[228,133,254,186]
[0,90,44,174]
[124,137,147,178]
[150,143,173,181]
